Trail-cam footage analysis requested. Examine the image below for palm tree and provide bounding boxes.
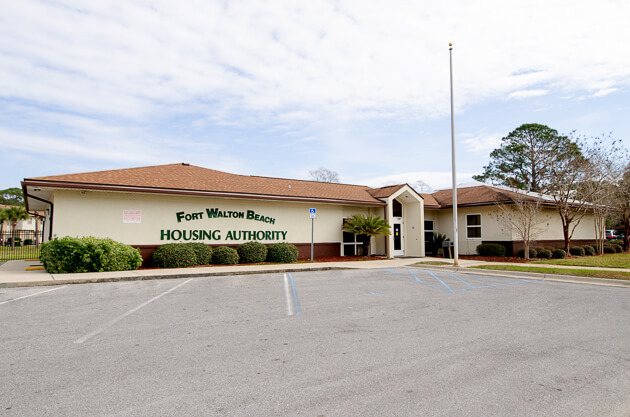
[0,208,8,246]
[342,214,391,256]
[4,206,29,249]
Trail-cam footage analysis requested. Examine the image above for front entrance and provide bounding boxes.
[393,218,404,256]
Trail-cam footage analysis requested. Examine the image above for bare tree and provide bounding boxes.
[609,164,630,251]
[411,180,431,192]
[494,190,545,259]
[309,167,339,183]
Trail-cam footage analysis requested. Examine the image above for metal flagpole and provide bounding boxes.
[449,43,459,267]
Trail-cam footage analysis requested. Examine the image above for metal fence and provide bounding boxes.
[0,230,42,261]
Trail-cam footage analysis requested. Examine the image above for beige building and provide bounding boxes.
[21,164,598,262]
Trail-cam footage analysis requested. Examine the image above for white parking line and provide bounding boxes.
[0,286,67,306]
[74,278,193,344]
[284,273,295,315]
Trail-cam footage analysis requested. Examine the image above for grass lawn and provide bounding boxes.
[472,265,630,281]
[532,252,630,268]
[0,246,40,262]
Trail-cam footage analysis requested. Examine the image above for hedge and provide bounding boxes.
[603,245,616,254]
[569,246,586,257]
[552,248,567,259]
[185,243,213,265]
[213,246,239,265]
[536,248,552,259]
[267,242,299,263]
[40,236,142,274]
[476,243,506,257]
[516,247,537,258]
[581,245,595,256]
[237,241,268,264]
[152,243,198,268]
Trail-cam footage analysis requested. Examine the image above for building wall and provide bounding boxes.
[50,189,388,258]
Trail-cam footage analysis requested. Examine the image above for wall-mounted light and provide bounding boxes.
[33,187,42,192]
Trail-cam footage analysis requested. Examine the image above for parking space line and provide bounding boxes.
[283,273,301,316]
[406,268,450,292]
[445,271,476,288]
[0,286,67,306]
[425,270,454,292]
[74,278,193,344]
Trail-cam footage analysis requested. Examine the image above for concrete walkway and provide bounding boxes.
[1,257,629,288]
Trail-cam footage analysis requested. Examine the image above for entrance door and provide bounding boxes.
[393,218,404,256]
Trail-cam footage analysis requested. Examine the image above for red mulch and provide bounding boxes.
[459,255,532,263]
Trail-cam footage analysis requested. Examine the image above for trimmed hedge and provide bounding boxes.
[40,236,142,274]
[185,243,212,265]
[476,243,506,257]
[213,246,239,265]
[569,246,585,257]
[267,242,299,263]
[152,243,198,268]
[603,245,615,254]
[237,241,268,264]
[612,244,623,253]
[516,247,537,258]
[581,245,595,256]
[552,248,567,259]
[536,248,552,259]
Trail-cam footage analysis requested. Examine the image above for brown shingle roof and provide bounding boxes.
[419,193,440,209]
[368,184,406,198]
[24,163,386,206]
[431,185,547,208]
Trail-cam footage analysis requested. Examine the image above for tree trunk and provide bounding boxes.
[524,241,530,260]
[563,224,571,254]
[624,219,630,251]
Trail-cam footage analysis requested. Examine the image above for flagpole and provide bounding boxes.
[449,43,459,267]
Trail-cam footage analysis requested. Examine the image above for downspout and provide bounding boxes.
[25,193,53,241]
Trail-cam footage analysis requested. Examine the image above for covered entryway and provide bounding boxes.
[382,185,425,258]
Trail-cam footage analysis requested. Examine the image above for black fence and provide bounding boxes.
[0,230,42,261]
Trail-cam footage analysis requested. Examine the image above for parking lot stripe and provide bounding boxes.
[0,286,67,306]
[288,273,301,315]
[74,278,193,344]
[445,271,476,288]
[425,270,454,292]
[379,268,447,292]
[283,273,295,315]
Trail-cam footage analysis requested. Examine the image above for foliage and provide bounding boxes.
[0,187,24,206]
[212,246,239,265]
[611,244,623,253]
[152,243,198,268]
[581,245,596,256]
[342,214,391,255]
[4,206,29,228]
[552,248,567,259]
[516,247,537,258]
[266,242,299,263]
[40,236,142,274]
[475,243,506,257]
[309,167,339,183]
[603,245,616,254]
[473,124,579,192]
[536,248,552,259]
[432,232,450,256]
[569,246,586,257]
[185,243,212,265]
[237,241,268,263]
[493,189,544,259]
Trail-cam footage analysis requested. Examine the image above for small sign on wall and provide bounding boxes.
[123,210,142,224]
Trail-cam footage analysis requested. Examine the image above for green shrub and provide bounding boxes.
[581,245,595,256]
[612,244,623,253]
[213,246,239,265]
[23,239,34,246]
[237,241,268,263]
[609,239,623,246]
[552,248,567,259]
[40,236,142,274]
[267,242,299,263]
[536,248,552,259]
[152,243,198,268]
[185,243,212,265]
[569,246,585,257]
[475,243,506,257]
[516,247,537,258]
[603,245,615,254]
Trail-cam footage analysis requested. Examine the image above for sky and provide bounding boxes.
[1,0,629,192]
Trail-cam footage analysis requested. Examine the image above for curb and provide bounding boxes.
[0,266,352,288]
[415,266,630,288]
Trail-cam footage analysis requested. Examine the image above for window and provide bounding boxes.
[342,219,367,256]
[392,199,403,217]
[466,214,481,239]
[424,220,434,245]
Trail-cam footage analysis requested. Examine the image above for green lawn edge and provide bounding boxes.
[471,265,630,281]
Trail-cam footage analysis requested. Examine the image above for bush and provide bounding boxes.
[152,243,198,268]
[569,246,585,257]
[185,243,212,265]
[603,245,615,254]
[237,241,268,263]
[552,248,567,259]
[581,245,595,256]
[476,243,506,257]
[612,244,623,253]
[516,247,537,258]
[536,248,552,259]
[23,239,34,246]
[213,246,239,265]
[609,239,623,246]
[40,236,142,274]
[267,242,299,263]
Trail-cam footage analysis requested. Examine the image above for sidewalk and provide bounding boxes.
[2,257,629,288]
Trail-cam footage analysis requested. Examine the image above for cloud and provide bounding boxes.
[357,171,478,191]
[508,89,548,100]
[461,132,504,155]
[590,88,618,98]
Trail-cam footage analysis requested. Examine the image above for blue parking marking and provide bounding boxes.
[380,268,540,294]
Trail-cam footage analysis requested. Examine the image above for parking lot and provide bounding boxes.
[1,268,630,416]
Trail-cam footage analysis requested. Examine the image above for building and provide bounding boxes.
[21,164,598,262]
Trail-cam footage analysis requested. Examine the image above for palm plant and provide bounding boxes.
[342,214,391,256]
[4,206,29,249]
[432,232,450,256]
[0,208,8,246]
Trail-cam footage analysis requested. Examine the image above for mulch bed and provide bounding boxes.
[459,255,532,263]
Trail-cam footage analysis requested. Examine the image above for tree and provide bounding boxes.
[0,208,7,245]
[493,190,545,259]
[309,167,339,183]
[411,180,431,192]
[342,214,391,256]
[4,206,29,249]
[609,164,630,251]
[0,187,24,206]
[473,124,580,192]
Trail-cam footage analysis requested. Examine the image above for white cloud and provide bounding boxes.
[590,88,618,98]
[508,89,548,100]
[461,132,504,155]
[357,171,477,191]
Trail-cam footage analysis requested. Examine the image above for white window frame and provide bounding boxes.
[341,218,366,256]
[466,214,482,239]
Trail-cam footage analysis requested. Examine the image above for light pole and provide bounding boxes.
[449,43,459,267]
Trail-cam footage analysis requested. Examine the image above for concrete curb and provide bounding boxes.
[0,266,352,288]
[415,266,630,288]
